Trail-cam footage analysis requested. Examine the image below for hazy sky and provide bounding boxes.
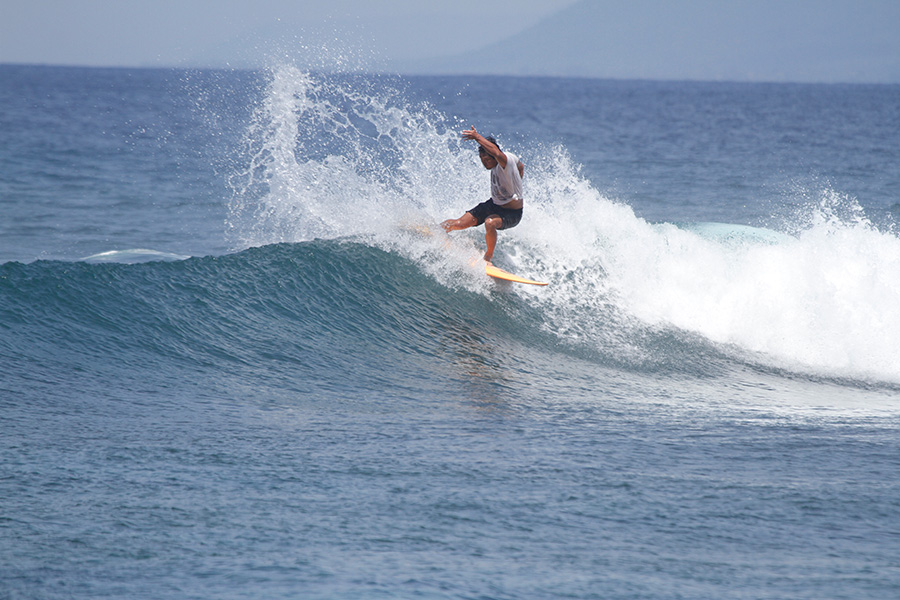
[0,0,578,69]
[2,1,897,82]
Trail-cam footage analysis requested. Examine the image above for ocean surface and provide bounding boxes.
[2,63,900,599]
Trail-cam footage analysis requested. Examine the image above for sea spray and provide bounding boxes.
[226,65,476,248]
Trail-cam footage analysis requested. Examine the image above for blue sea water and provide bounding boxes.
[2,63,900,599]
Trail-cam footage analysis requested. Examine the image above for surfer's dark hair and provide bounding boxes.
[479,136,500,154]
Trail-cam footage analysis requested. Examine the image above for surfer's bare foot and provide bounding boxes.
[441,213,477,233]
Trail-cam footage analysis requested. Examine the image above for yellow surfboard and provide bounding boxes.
[401,223,547,286]
[485,262,548,286]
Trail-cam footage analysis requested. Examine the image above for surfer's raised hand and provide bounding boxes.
[461,126,477,140]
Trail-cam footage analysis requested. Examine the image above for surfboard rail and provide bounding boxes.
[485,262,548,286]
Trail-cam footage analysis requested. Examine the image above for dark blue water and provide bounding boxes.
[2,64,900,599]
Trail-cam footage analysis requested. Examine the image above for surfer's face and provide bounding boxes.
[479,153,497,169]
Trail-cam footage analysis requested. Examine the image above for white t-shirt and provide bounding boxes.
[490,151,523,206]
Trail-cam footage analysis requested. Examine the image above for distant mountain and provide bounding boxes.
[391,0,900,83]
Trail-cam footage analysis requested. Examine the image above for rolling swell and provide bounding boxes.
[6,236,891,406]
[0,241,562,402]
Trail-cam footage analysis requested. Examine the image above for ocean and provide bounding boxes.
[2,63,899,599]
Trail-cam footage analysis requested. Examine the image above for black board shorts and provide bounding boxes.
[466,199,523,230]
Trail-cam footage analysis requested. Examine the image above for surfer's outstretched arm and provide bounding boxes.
[462,126,507,169]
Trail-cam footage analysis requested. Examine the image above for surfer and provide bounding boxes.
[441,127,524,264]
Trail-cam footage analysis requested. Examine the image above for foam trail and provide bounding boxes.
[81,249,191,264]
[529,173,900,382]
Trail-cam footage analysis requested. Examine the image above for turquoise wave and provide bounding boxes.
[4,239,894,400]
[0,242,570,400]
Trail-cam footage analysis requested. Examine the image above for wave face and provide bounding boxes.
[0,242,554,403]
[217,66,900,385]
[4,227,899,402]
